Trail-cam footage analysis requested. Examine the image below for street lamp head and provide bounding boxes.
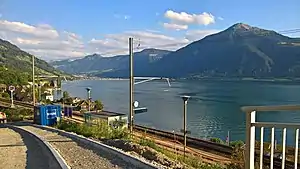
[181,95,190,102]
[86,87,91,92]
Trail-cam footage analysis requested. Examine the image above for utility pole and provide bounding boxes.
[181,95,190,162]
[32,55,35,106]
[129,37,134,134]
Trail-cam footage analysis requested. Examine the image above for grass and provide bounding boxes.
[1,108,33,121]
[55,119,130,140]
[56,119,235,168]
[136,135,242,169]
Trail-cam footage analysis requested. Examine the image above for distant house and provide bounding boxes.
[44,88,53,94]
[72,97,81,104]
[46,95,54,101]
[14,87,29,101]
[41,93,54,102]
[76,100,94,111]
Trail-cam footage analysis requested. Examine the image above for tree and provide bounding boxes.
[62,91,70,99]
[94,100,104,112]
[1,92,10,98]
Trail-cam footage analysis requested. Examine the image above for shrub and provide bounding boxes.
[1,108,33,121]
[210,137,224,144]
[56,119,129,140]
[230,140,244,148]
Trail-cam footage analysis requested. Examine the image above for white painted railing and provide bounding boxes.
[241,105,300,169]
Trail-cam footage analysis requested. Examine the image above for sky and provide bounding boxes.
[0,0,299,61]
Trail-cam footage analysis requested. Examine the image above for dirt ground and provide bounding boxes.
[0,127,27,169]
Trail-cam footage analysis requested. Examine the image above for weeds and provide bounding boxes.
[1,108,33,121]
[55,119,130,140]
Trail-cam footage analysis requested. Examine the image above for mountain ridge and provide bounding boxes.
[0,38,67,81]
[51,23,300,78]
[51,48,172,75]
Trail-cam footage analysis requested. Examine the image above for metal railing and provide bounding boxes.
[242,105,300,169]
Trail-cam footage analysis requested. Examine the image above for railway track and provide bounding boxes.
[71,111,233,156]
[67,115,233,165]
[71,112,299,169]
[1,97,298,168]
[0,97,33,109]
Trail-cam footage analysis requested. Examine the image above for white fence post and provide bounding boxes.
[245,111,256,169]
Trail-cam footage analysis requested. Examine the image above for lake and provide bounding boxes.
[61,79,300,145]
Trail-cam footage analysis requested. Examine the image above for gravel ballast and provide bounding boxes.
[20,125,143,169]
[0,127,27,169]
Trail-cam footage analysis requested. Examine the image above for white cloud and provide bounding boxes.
[0,19,219,60]
[164,10,215,25]
[185,29,220,41]
[0,20,59,39]
[163,23,188,31]
[88,30,190,55]
[218,17,224,21]
[0,19,85,60]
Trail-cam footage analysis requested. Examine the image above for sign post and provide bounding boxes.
[9,85,15,108]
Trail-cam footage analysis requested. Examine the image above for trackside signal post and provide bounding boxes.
[9,85,15,108]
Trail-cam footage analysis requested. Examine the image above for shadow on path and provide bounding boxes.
[8,126,62,169]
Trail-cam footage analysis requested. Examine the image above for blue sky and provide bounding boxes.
[0,0,299,60]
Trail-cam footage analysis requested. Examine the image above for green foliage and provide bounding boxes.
[62,91,70,99]
[1,92,10,98]
[94,99,104,112]
[229,140,244,148]
[56,119,130,140]
[0,66,30,85]
[1,108,33,121]
[210,137,224,144]
[0,38,67,82]
[139,137,158,149]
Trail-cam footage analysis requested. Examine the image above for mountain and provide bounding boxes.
[51,23,300,78]
[50,48,172,75]
[0,38,66,81]
[137,23,300,78]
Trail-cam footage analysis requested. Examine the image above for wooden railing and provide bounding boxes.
[241,105,300,169]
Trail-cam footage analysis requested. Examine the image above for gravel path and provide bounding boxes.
[20,125,142,169]
[0,125,61,169]
[0,127,26,169]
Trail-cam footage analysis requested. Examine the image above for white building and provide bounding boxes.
[46,95,54,101]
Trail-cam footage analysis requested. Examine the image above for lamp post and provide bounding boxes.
[86,87,91,112]
[181,95,190,161]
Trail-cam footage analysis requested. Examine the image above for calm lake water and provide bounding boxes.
[61,79,300,145]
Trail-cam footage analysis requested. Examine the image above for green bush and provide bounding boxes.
[229,140,244,148]
[1,92,10,98]
[1,108,33,121]
[210,137,224,144]
[56,119,129,140]
[139,137,158,149]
